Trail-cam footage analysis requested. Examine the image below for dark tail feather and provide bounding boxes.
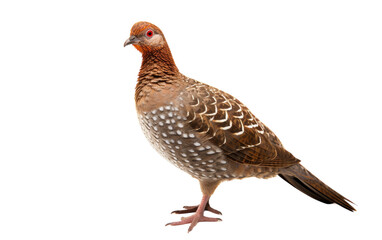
[279,164,355,212]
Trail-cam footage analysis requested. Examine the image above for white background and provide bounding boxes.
[1,0,381,239]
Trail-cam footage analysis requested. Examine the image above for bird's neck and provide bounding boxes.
[138,45,179,79]
[135,45,181,105]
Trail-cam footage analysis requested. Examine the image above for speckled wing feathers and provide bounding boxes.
[180,80,300,168]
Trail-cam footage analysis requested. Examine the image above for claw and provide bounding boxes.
[167,196,222,232]
[171,201,222,215]
[166,214,222,232]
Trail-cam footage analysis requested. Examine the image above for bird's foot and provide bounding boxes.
[166,213,222,233]
[171,201,222,215]
[166,195,222,232]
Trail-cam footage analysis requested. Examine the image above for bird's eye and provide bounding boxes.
[146,30,154,38]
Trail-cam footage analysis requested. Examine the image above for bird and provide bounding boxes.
[123,21,355,232]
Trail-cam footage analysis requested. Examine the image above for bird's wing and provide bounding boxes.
[179,80,299,168]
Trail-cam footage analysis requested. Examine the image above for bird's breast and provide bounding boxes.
[137,100,235,181]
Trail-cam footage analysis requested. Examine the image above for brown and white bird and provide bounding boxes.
[124,21,355,232]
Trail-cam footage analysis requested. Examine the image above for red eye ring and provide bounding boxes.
[146,30,154,37]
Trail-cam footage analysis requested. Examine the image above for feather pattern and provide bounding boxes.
[179,79,300,168]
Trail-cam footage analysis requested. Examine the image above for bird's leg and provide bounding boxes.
[166,195,222,232]
[171,200,222,215]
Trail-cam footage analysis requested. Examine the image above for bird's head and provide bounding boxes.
[124,21,166,53]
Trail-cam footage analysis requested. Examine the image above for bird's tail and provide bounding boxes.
[279,164,355,211]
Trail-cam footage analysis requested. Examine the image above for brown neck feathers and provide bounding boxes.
[139,44,178,78]
[135,44,180,103]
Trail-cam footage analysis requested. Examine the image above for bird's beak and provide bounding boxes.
[124,35,140,47]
